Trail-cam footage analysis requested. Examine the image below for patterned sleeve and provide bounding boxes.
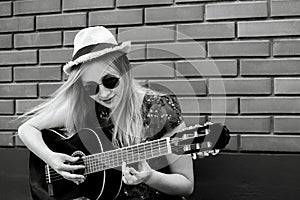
[144,94,184,141]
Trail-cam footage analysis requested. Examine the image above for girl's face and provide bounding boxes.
[80,60,123,109]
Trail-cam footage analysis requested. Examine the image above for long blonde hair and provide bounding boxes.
[21,51,146,147]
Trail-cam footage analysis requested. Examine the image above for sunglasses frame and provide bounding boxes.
[84,74,120,96]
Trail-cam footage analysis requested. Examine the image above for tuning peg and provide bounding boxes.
[204,121,213,126]
[211,149,220,155]
[192,153,197,160]
[196,152,205,158]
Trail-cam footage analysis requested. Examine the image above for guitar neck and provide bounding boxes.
[82,137,171,175]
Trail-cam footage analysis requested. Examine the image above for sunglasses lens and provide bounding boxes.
[84,83,99,96]
[102,74,120,89]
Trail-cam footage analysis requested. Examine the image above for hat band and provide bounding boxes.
[72,43,118,61]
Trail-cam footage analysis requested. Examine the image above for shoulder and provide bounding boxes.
[142,92,184,140]
[143,92,182,115]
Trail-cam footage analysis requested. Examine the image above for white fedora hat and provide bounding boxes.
[63,26,131,75]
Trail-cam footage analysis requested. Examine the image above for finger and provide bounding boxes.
[63,155,80,163]
[61,163,85,171]
[138,160,147,170]
[122,162,130,176]
[128,167,138,175]
[122,162,126,174]
[122,175,128,184]
[72,179,85,185]
[60,171,85,180]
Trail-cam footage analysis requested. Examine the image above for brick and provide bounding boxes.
[145,5,204,23]
[238,20,300,37]
[0,2,11,17]
[40,48,73,64]
[127,44,147,61]
[275,78,300,95]
[0,100,14,114]
[131,61,174,78]
[147,42,206,59]
[209,116,271,133]
[14,66,61,81]
[89,9,143,26]
[273,39,300,56]
[39,83,63,97]
[271,0,300,17]
[16,99,45,114]
[37,13,86,30]
[0,17,34,33]
[240,135,300,152]
[274,117,300,133]
[206,1,267,20]
[179,97,238,114]
[182,115,207,127]
[176,60,237,77]
[208,41,270,57]
[117,0,173,7]
[63,0,114,11]
[63,30,79,46]
[209,78,271,95]
[0,116,20,130]
[176,0,217,2]
[241,59,300,76]
[0,67,12,82]
[0,34,12,49]
[118,25,175,43]
[0,83,37,98]
[14,0,60,15]
[64,28,116,46]
[240,97,300,114]
[177,22,235,40]
[15,32,62,48]
[0,132,14,146]
[148,79,207,96]
[0,50,37,65]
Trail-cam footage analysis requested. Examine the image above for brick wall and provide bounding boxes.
[1,0,300,153]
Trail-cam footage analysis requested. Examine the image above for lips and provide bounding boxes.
[100,95,115,104]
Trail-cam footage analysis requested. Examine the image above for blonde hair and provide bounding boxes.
[21,51,146,147]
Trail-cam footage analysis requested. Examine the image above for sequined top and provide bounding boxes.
[95,92,184,200]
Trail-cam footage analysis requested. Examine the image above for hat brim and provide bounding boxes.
[63,41,131,75]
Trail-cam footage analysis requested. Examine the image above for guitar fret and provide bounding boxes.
[84,138,169,174]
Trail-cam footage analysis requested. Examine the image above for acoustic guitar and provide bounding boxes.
[29,123,230,200]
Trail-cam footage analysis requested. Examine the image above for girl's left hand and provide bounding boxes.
[122,161,154,185]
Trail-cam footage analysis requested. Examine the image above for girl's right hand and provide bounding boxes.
[46,152,86,185]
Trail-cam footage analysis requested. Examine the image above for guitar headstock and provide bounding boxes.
[170,123,230,159]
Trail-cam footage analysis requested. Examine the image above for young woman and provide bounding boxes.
[18,26,194,200]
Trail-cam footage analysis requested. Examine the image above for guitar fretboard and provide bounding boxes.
[82,137,171,174]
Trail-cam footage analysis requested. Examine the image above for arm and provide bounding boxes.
[145,122,194,196]
[18,104,85,184]
[122,122,194,197]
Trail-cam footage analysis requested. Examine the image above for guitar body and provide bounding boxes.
[29,128,123,200]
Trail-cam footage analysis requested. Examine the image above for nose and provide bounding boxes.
[97,85,111,99]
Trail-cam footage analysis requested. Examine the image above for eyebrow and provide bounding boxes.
[83,81,98,85]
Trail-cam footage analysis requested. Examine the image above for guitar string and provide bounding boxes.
[47,142,168,180]
[47,146,169,182]
[47,143,213,182]
[46,142,169,182]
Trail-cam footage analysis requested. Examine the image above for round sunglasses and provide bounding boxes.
[84,74,120,96]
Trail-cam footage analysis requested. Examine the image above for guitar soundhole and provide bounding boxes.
[71,151,86,177]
